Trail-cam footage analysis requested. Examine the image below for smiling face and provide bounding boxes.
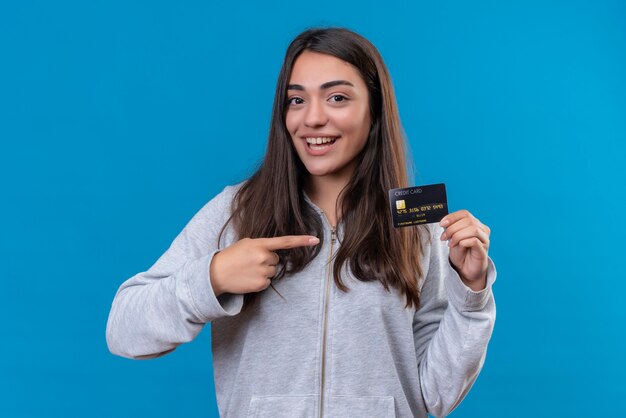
[285,51,372,180]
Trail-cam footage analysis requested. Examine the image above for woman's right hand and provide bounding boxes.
[209,235,320,296]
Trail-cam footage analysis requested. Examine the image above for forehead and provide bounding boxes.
[289,51,365,87]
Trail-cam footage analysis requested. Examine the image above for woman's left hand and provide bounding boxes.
[439,210,491,291]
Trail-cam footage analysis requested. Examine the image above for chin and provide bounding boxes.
[302,163,336,177]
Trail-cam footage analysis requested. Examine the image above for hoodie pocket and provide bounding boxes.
[246,395,316,418]
[328,395,396,418]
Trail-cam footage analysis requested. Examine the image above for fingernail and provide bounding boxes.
[440,233,446,241]
[309,237,320,245]
[440,219,449,227]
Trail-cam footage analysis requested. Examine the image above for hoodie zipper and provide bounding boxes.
[319,226,336,418]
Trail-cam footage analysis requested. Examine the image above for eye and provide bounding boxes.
[329,94,348,103]
[287,97,304,105]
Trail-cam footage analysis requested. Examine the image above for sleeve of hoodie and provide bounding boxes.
[413,223,497,418]
[105,185,244,360]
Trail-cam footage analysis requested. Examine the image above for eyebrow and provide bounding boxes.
[287,80,355,91]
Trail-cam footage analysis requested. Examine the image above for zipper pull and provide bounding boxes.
[331,227,337,243]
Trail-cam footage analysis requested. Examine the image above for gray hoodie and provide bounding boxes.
[106,184,497,418]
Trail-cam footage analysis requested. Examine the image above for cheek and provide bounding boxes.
[284,112,300,148]
[285,113,295,136]
[341,110,371,147]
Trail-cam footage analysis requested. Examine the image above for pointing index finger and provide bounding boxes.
[259,235,320,251]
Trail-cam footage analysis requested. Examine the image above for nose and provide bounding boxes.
[304,98,328,127]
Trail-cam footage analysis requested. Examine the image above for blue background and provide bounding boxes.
[1,1,624,417]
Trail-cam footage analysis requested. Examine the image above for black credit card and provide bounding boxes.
[388,183,448,228]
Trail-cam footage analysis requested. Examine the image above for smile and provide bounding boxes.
[305,137,339,150]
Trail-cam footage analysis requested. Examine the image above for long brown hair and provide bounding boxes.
[219,27,430,309]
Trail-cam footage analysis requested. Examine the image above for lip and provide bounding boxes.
[299,133,340,138]
[301,136,340,157]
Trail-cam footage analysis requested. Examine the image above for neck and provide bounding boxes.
[305,170,353,228]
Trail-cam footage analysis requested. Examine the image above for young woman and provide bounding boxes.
[106,27,497,418]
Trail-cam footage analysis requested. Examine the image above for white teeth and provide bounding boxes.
[305,137,337,145]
